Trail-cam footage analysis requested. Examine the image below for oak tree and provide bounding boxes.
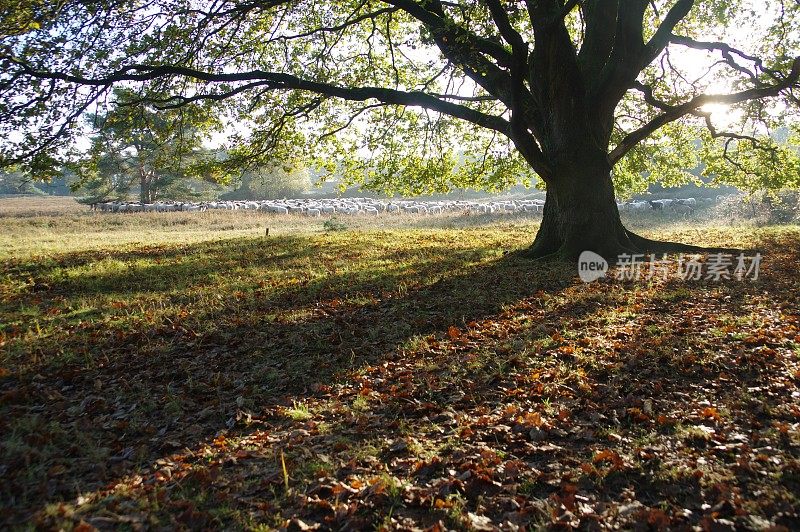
[72,89,222,204]
[2,1,800,258]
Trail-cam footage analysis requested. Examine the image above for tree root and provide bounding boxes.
[519,242,639,263]
[519,229,745,263]
[625,230,743,255]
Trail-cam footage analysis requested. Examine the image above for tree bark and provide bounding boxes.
[140,171,153,204]
[524,144,728,262]
[140,176,149,204]
[526,147,635,261]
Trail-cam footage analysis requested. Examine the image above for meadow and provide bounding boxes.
[1,196,799,530]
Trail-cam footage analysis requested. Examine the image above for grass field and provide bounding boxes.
[1,196,799,530]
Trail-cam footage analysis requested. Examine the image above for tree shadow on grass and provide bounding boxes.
[0,232,575,524]
[2,236,317,297]
[2,231,799,529]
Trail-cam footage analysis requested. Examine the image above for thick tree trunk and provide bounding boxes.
[140,173,153,204]
[529,174,633,261]
[526,146,634,261]
[525,146,727,261]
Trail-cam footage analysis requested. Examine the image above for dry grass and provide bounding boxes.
[0,194,763,260]
[0,195,87,217]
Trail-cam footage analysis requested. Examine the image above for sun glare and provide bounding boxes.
[700,102,744,130]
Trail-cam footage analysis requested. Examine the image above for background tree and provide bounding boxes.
[0,165,37,195]
[72,89,225,204]
[2,1,800,258]
[223,162,311,201]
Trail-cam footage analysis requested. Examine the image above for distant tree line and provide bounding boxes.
[6,88,312,203]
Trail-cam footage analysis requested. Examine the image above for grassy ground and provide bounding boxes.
[1,197,799,530]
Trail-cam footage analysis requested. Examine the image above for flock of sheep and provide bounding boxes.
[92,196,717,216]
[93,198,548,216]
[619,197,709,214]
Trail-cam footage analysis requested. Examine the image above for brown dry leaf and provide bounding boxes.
[647,509,671,528]
[434,498,452,509]
[593,449,623,467]
[520,411,543,428]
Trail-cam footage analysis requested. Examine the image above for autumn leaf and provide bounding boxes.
[656,414,672,426]
[593,449,624,468]
[646,509,670,528]
[518,411,543,428]
[447,326,461,340]
[558,345,575,355]
[434,498,452,509]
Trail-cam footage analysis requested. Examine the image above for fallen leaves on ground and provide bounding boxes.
[1,224,799,530]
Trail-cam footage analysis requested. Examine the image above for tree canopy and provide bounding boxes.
[70,88,224,203]
[223,162,311,200]
[0,165,36,194]
[2,1,800,256]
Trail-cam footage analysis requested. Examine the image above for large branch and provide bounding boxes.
[383,0,513,68]
[479,0,538,161]
[10,60,505,129]
[642,0,695,65]
[596,0,694,122]
[381,0,525,117]
[559,0,581,20]
[609,57,800,164]
[7,57,552,177]
[528,0,585,115]
[668,34,762,66]
[594,0,648,104]
[578,0,619,80]
[481,0,526,50]
[668,34,787,84]
[385,0,550,145]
